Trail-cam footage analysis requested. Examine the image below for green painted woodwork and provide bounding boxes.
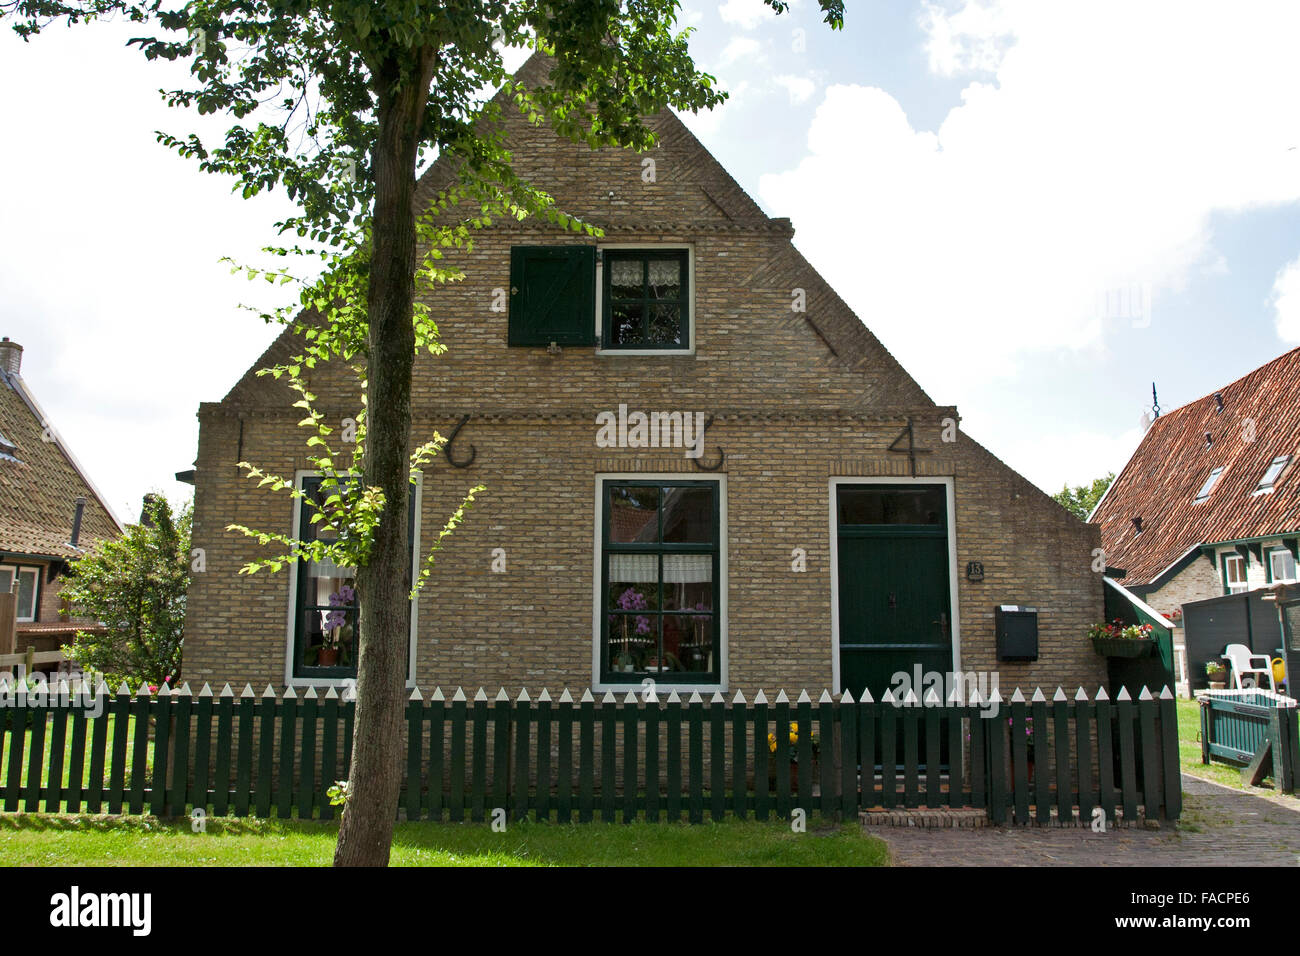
[508,245,597,347]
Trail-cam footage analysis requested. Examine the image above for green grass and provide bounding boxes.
[0,815,888,867]
[0,712,144,804]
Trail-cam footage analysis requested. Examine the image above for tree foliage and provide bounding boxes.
[60,495,191,688]
[1053,472,1115,521]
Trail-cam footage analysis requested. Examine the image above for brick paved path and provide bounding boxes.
[877,775,1300,866]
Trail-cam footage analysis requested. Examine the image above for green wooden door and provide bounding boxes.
[837,484,953,702]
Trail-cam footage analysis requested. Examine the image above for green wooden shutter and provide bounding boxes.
[508,246,597,347]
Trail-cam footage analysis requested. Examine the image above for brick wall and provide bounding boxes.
[182,78,1105,698]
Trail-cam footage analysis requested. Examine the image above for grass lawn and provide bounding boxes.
[0,814,889,867]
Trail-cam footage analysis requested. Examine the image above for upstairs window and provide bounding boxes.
[1194,466,1224,503]
[1269,547,1297,584]
[1222,553,1248,594]
[1256,455,1290,493]
[602,249,690,351]
[0,566,39,622]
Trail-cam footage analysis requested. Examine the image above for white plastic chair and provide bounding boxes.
[1221,643,1275,690]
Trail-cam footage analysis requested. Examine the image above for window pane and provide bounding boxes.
[0,569,11,596]
[662,487,714,542]
[608,486,659,542]
[300,606,358,668]
[609,258,643,298]
[648,304,683,345]
[16,569,36,619]
[665,614,713,673]
[647,258,683,299]
[609,303,644,346]
[1272,550,1297,582]
[1225,556,1246,585]
[662,555,712,611]
[607,613,657,672]
[608,555,660,611]
[1196,467,1224,502]
[838,487,945,526]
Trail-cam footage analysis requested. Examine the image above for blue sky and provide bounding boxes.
[2,0,1299,522]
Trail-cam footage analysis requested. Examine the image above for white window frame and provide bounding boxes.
[1195,466,1224,503]
[594,244,696,357]
[1254,455,1291,495]
[283,470,422,689]
[0,565,40,622]
[1269,547,1297,584]
[828,476,962,697]
[1222,552,1248,594]
[591,472,727,694]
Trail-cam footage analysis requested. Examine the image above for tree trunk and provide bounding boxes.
[333,55,430,867]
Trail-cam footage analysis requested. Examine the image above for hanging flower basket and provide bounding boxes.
[1089,620,1157,658]
[1091,636,1157,658]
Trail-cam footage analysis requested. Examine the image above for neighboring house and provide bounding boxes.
[0,337,122,662]
[183,55,1107,698]
[1092,346,1300,685]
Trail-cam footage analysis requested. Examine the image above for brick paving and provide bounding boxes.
[875,774,1300,866]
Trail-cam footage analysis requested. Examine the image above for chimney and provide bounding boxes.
[0,338,21,376]
[69,496,86,548]
[1214,392,1224,414]
[140,493,160,527]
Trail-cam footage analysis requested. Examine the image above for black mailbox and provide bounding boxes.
[996,605,1038,662]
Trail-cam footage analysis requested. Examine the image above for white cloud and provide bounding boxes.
[1272,254,1300,343]
[719,35,762,66]
[922,0,1015,76]
[759,0,1300,405]
[719,0,780,30]
[773,73,816,105]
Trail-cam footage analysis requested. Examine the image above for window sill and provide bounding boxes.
[596,347,695,357]
[592,680,727,697]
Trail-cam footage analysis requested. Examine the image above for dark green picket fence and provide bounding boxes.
[0,680,1182,825]
[1199,688,1300,791]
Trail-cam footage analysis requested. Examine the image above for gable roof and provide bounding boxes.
[224,52,934,411]
[0,363,122,560]
[1093,346,1300,585]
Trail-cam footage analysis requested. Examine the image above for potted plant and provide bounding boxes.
[1089,619,1157,658]
[1205,661,1227,690]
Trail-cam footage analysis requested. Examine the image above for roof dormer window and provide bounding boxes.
[1194,466,1224,503]
[1255,455,1290,494]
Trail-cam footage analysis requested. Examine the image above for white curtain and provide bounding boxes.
[609,554,710,583]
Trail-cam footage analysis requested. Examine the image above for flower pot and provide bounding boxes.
[1208,680,1226,690]
[1091,637,1156,658]
[317,647,340,667]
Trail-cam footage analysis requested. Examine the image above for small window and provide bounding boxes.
[1256,455,1290,493]
[290,476,417,680]
[1195,466,1224,503]
[0,429,16,459]
[599,480,720,684]
[1269,547,1297,584]
[1222,553,1248,594]
[602,249,690,350]
[0,566,40,622]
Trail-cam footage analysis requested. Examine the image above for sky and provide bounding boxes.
[2,0,1300,525]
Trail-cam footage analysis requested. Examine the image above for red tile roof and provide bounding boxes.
[0,366,121,559]
[1093,347,1300,585]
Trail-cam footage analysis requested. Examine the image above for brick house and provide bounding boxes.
[0,337,122,663]
[183,55,1106,699]
[1091,347,1300,685]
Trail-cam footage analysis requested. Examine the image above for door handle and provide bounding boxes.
[932,612,949,633]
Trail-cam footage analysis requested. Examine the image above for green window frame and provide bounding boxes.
[601,249,691,351]
[290,475,417,680]
[599,479,720,685]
